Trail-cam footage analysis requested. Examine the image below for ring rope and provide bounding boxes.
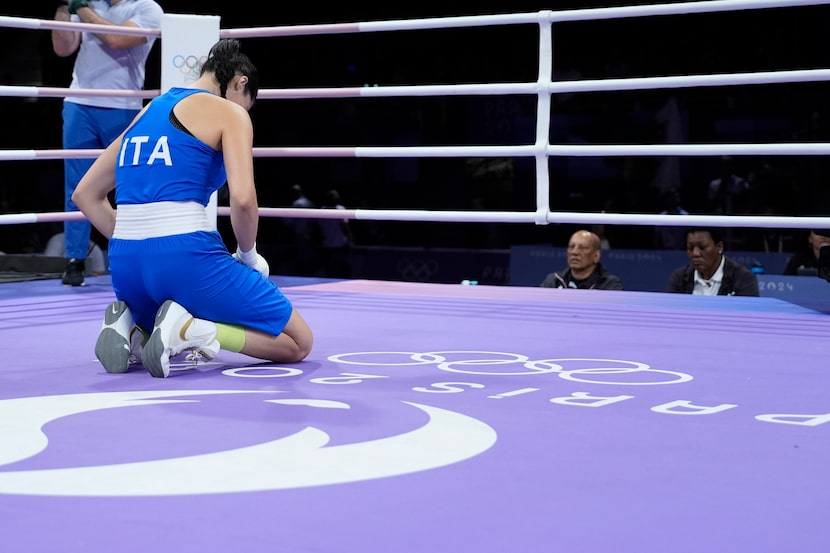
[4,142,830,163]
[0,1,829,231]
[0,15,158,37]
[219,0,828,38]
[4,207,829,230]
[0,86,158,99]
[6,67,830,102]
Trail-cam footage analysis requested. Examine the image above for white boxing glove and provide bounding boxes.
[233,243,270,278]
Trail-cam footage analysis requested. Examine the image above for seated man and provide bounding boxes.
[666,227,759,296]
[817,231,830,283]
[540,229,623,290]
[783,229,830,276]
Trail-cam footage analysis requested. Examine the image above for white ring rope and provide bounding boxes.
[5,66,830,102]
[239,209,830,230]
[220,0,829,38]
[5,142,830,163]
[6,66,829,103]
[0,0,829,230]
[0,86,158,99]
[4,206,828,230]
[0,15,158,36]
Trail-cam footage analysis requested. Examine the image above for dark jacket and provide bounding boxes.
[540,263,624,290]
[783,251,819,276]
[665,256,759,296]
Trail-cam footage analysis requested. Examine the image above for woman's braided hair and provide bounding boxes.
[199,39,259,102]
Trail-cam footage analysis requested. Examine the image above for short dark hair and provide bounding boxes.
[686,227,723,244]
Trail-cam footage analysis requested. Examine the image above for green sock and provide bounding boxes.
[216,323,246,353]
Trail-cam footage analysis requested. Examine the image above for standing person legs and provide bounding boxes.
[61,103,137,286]
[61,102,95,285]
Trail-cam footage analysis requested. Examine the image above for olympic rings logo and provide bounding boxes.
[396,258,439,281]
[326,351,692,386]
[171,54,208,82]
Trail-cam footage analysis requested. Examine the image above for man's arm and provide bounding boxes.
[55,0,152,55]
[71,2,149,50]
[52,3,80,57]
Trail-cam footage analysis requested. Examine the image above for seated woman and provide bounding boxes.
[666,227,759,297]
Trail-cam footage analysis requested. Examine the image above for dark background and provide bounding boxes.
[1,1,829,261]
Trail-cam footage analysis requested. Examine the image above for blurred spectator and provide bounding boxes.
[707,156,751,250]
[285,184,320,275]
[653,187,690,249]
[746,159,795,252]
[318,189,353,278]
[589,223,611,250]
[666,227,759,296]
[287,184,316,238]
[708,157,749,210]
[540,229,623,290]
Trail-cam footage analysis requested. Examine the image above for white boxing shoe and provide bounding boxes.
[143,300,220,378]
[95,301,135,374]
[95,301,149,373]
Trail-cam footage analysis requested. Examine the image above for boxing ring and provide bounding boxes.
[1,2,830,552]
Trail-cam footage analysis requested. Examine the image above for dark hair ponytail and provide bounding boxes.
[200,39,259,101]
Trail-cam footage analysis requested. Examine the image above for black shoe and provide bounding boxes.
[62,258,86,286]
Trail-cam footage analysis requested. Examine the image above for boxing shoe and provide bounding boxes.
[62,258,86,287]
[95,300,143,374]
[143,300,220,378]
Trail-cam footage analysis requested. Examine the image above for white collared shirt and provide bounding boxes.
[693,256,725,296]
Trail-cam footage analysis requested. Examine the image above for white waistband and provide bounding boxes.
[113,202,214,239]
